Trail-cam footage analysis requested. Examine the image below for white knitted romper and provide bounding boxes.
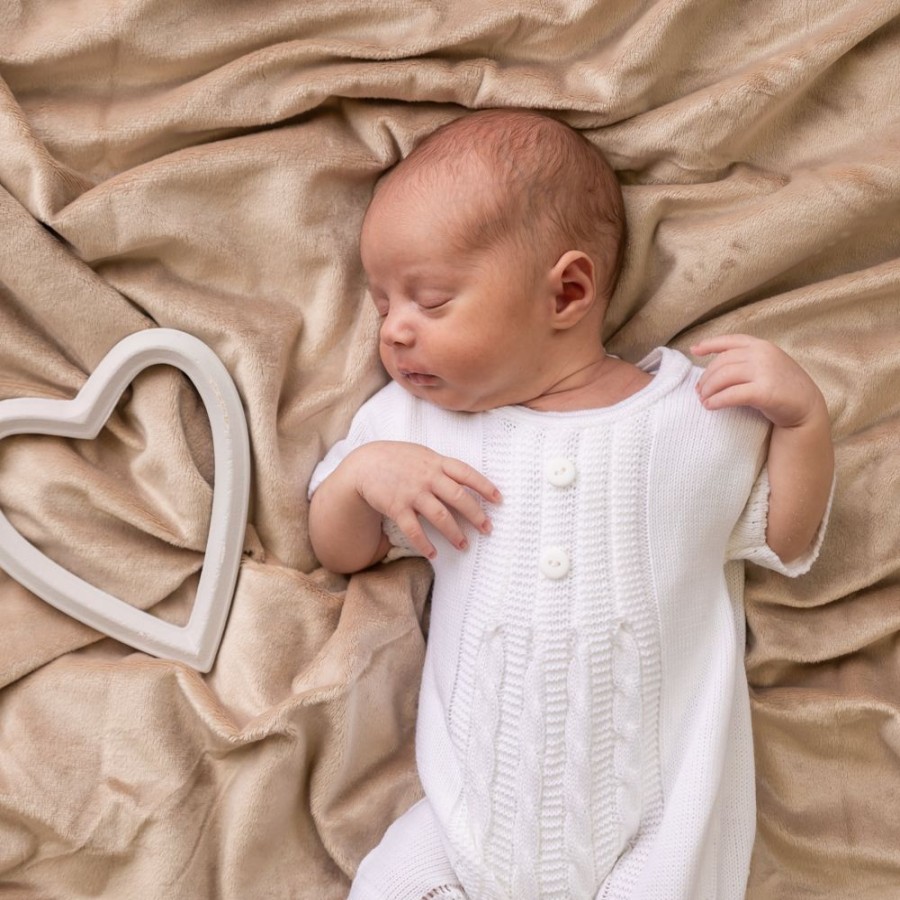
[310,347,830,900]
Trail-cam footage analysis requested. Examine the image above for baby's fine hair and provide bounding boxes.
[381,108,627,300]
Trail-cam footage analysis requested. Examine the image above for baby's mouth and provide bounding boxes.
[400,370,439,386]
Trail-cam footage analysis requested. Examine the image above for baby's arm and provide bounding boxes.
[309,441,500,574]
[692,334,834,565]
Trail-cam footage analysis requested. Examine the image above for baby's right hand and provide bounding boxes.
[346,441,501,560]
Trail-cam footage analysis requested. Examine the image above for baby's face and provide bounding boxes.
[360,180,556,412]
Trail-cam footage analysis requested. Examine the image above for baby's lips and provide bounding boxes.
[403,371,439,386]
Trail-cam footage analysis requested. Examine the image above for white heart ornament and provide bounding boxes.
[0,328,250,672]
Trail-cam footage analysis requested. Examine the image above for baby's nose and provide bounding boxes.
[380,310,414,346]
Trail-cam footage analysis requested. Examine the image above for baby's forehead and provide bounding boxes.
[367,160,507,241]
[376,150,495,206]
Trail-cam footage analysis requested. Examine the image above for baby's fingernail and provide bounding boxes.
[481,519,492,534]
[493,490,502,502]
[427,549,437,560]
[458,539,468,550]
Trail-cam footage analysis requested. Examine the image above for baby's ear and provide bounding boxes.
[549,251,596,328]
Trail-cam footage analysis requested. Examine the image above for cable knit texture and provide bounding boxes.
[311,347,831,900]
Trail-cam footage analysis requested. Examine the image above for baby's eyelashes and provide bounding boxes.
[368,293,450,316]
[417,295,452,310]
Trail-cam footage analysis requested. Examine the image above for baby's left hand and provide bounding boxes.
[691,334,824,428]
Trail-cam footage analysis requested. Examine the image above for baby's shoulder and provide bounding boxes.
[351,379,422,426]
[659,359,770,458]
[353,380,470,444]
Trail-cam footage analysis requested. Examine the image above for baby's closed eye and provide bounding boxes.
[416,294,452,310]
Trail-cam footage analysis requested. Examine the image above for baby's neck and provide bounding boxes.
[522,354,654,413]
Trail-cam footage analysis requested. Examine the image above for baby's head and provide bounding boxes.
[361,109,626,412]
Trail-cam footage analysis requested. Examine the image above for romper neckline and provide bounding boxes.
[486,346,692,426]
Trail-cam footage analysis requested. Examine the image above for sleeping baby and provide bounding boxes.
[307,109,834,900]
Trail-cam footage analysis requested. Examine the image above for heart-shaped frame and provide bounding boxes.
[0,328,250,672]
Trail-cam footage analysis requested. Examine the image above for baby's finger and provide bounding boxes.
[413,492,469,551]
[690,334,755,357]
[434,474,493,535]
[698,382,759,411]
[696,360,752,401]
[441,458,502,503]
[394,509,438,560]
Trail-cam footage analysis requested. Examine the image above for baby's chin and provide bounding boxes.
[391,374,485,413]
[394,378,508,413]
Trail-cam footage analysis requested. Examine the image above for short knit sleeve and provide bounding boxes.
[307,383,425,560]
[726,464,835,577]
[307,402,378,499]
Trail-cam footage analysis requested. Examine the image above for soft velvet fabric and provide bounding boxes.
[0,2,898,898]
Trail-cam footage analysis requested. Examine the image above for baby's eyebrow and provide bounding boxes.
[363,269,457,296]
[403,270,456,290]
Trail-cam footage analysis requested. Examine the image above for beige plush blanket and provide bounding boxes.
[1,2,898,897]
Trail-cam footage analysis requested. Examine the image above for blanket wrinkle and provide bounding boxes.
[0,1,898,898]
[0,78,91,220]
[609,146,900,358]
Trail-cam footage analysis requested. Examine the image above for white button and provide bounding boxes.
[546,456,576,487]
[539,546,570,579]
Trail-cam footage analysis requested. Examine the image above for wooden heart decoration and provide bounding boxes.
[0,328,250,672]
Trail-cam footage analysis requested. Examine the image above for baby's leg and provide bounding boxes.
[348,797,467,900]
